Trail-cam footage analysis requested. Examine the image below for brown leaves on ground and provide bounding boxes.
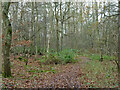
[2,55,118,88]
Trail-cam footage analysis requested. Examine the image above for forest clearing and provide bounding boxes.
[0,1,120,88]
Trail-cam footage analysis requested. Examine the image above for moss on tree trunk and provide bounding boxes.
[2,2,12,78]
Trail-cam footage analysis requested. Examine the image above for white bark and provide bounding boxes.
[47,4,53,53]
[47,30,51,53]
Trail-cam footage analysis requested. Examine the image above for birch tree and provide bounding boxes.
[47,3,53,53]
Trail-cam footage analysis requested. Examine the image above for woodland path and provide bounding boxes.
[3,56,95,88]
[40,56,91,88]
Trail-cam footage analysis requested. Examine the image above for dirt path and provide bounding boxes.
[79,56,91,63]
[40,63,84,88]
[35,56,91,88]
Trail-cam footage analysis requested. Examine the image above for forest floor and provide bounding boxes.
[0,74,2,88]
[2,55,119,88]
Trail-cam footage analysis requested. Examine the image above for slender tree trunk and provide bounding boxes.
[80,2,83,38]
[103,2,106,54]
[2,2,12,77]
[60,3,63,51]
[47,25,50,53]
[31,2,34,53]
[95,2,99,52]
[43,3,47,53]
[92,1,95,49]
[61,21,63,51]
[47,4,53,53]
[0,1,2,75]
[67,2,70,48]
[55,2,59,54]
[100,3,104,62]
[56,18,59,54]
[35,2,38,60]
[118,1,120,87]
[47,31,50,53]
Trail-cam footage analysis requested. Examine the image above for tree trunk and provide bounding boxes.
[56,18,59,54]
[92,1,95,49]
[47,4,53,53]
[44,3,47,53]
[2,2,12,77]
[0,1,2,75]
[61,21,63,51]
[35,2,38,60]
[55,2,59,54]
[95,2,99,52]
[60,3,63,51]
[118,1,120,87]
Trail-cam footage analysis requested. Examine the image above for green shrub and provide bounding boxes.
[39,53,60,64]
[39,59,45,63]
[58,49,76,64]
[46,53,61,64]
[24,59,28,65]
[103,55,116,60]
[39,49,77,64]
[18,56,23,61]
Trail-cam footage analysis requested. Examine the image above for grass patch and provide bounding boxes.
[86,54,116,61]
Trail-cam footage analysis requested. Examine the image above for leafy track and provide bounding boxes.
[2,55,118,88]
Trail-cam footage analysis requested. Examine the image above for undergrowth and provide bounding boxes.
[89,54,116,61]
[82,60,118,88]
[39,49,78,65]
[80,50,116,61]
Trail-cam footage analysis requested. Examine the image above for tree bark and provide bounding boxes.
[44,3,47,53]
[55,2,59,54]
[60,2,63,51]
[47,4,53,54]
[2,2,12,77]
[0,1,2,75]
[118,0,120,87]
[35,2,38,60]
